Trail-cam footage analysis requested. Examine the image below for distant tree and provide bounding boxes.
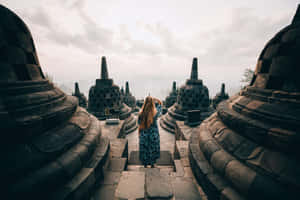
[241,68,254,85]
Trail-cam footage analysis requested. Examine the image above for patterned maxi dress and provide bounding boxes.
[138,104,161,165]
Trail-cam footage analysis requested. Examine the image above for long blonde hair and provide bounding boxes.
[139,96,157,131]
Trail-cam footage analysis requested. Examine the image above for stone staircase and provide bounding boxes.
[92,141,206,200]
[91,138,128,200]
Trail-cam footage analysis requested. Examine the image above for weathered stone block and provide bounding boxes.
[145,168,173,199]
[115,171,145,200]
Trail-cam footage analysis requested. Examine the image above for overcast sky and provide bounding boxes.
[1,0,298,99]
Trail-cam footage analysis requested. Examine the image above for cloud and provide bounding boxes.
[0,0,295,99]
[193,7,290,69]
[25,7,51,28]
[20,1,113,54]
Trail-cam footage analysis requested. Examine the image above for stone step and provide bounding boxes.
[175,140,189,159]
[174,160,184,177]
[145,168,173,199]
[106,157,127,172]
[128,150,173,166]
[127,165,174,175]
[127,165,145,171]
[109,138,128,158]
[115,171,145,200]
[159,165,175,176]
[170,177,202,200]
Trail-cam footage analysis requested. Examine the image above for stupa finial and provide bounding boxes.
[75,82,80,95]
[172,81,176,92]
[221,83,225,95]
[101,56,109,79]
[125,81,130,95]
[190,57,198,80]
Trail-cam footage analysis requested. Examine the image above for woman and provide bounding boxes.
[138,96,162,168]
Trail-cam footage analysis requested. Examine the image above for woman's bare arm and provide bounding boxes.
[152,97,162,105]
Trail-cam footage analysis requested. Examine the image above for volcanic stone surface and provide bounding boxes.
[160,58,214,133]
[72,82,87,108]
[212,83,229,109]
[88,57,137,134]
[189,6,300,200]
[0,5,109,200]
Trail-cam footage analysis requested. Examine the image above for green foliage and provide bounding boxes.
[241,68,254,84]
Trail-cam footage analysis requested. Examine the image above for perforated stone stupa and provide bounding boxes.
[160,58,214,133]
[120,86,125,101]
[72,82,87,108]
[123,81,136,109]
[164,81,178,108]
[88,57,137,133]
[0,5,110,199]
[189,6,300,200]
[212,83,229,108]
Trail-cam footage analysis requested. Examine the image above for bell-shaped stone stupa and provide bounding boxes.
[189,6,300,200]
[0,5,109,199]
[212,83,229,108]
[88,57,137,134]
[164,81,178,108]
[72,82,87,108]
[160,58,214,133]
[123,81,136,109]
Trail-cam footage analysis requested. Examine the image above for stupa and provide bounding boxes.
[120,86,125,101]
[123,81,136,109]
[212,83,229,108]
[0,5,109,199]
[164,81,178,108]
[88,57,137,133]
[189,6,300,200]
[72,82,87,108]
[160,58,214,133]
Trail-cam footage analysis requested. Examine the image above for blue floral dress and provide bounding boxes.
[138,104,161,165]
